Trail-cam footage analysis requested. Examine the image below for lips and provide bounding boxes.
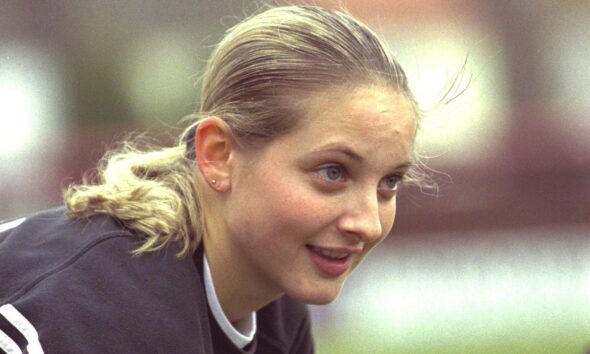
[306,245,355,276]
[307,245,348,260]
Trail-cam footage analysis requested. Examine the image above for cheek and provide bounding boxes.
[380,199,397,239]
[238,173,330,244]
[269,183,332,233]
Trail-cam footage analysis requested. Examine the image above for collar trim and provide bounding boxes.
[203,255,257,349]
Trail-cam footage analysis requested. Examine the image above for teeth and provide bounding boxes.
[312,247,348,259]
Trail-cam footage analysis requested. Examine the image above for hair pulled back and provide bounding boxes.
[64,5,418,257]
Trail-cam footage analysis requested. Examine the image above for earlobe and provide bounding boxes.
[194,117,234,192]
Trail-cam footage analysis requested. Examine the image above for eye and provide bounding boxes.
[317,165,347,183]
[378,174,402,195]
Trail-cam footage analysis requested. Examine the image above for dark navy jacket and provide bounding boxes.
[0,208,313,353]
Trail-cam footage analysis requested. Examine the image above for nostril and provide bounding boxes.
[336,217,382,243]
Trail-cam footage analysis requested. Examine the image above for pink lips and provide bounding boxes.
[306,245,354,277]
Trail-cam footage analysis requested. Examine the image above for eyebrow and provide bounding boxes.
[318,146,363,162]
[312,144,413,170]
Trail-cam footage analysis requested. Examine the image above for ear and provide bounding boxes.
[194,117,234,192]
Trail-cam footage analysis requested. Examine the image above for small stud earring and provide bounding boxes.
[211,179,217,185]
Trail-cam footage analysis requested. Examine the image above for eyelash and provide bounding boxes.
[315,164,405,195]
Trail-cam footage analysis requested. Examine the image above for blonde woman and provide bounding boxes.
[0,5,426,353]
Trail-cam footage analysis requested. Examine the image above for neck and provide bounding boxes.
[203,230,282,322]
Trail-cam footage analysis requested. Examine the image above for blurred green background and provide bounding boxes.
[1,1,589,353]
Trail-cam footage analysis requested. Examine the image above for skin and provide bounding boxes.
[196,86,417,322]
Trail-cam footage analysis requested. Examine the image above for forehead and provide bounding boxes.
[298,86,417,147]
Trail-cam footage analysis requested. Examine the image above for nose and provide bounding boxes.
[336,190,387,244]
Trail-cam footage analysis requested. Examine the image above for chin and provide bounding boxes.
[287,283,344,305]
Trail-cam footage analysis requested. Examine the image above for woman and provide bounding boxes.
[0,5,426,354]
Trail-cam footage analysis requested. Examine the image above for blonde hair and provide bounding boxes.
[65,5,424,257]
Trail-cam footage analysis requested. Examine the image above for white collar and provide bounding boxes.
[203,254,257,349]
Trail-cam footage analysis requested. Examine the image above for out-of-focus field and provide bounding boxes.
[311,225,590,354]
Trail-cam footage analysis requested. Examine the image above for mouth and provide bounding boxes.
[306,245,349,260]
[305,245,353,276]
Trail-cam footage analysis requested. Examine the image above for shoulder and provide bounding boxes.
[0,208,213,353]
[0,207,134,299]
[256,295,314,354]
[0,206,132,252]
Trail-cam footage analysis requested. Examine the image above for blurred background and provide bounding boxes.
[1,0,589,353]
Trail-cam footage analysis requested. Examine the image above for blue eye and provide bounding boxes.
[317,165,346,182]
[379,175,402,192]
